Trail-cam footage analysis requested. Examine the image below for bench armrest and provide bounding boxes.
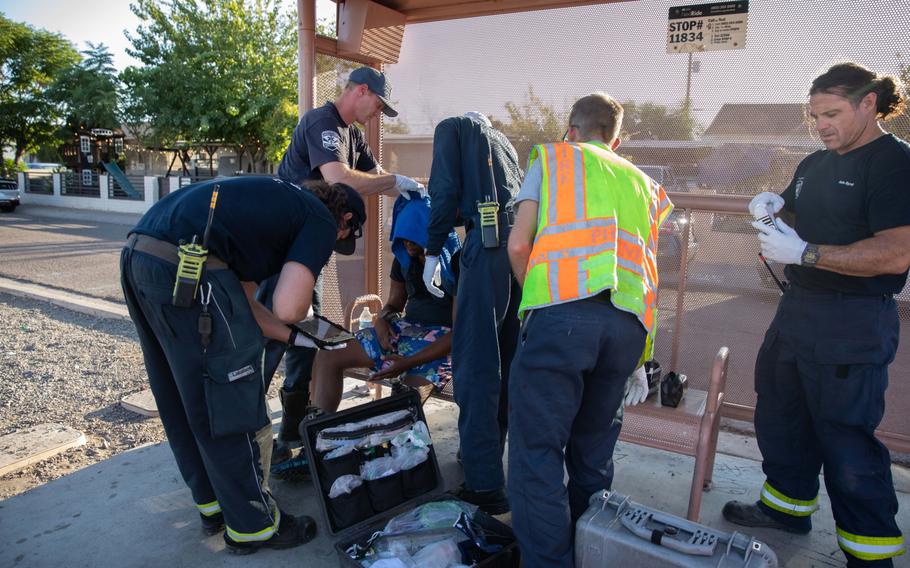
[706,346,730,415]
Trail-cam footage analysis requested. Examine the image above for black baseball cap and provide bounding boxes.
[334,183,367,256]
[348,67,398,118]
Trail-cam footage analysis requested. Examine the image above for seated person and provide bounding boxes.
[311,192,460,412]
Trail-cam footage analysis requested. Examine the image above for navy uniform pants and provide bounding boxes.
[508,297,646,568]
[120,243,278,542]
[453,229,520,491]
[754,284,904,566]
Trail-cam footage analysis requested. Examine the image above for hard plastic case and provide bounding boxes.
[575,491,778,568]
[300,386,520,567]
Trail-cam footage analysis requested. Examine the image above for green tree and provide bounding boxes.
[0,15,80,163]
[622,100,700,141]
[124,0,297,172]
[49,42,121,133]
[490,86,566,164]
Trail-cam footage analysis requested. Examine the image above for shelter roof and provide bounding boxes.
[703,103,810,139]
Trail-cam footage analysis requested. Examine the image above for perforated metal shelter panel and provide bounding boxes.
[382,0,910,446]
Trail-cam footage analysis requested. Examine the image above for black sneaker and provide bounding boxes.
[224,512,317,555]
[722,501,811,534]
[200,512,225,536]
[454,485,510,515]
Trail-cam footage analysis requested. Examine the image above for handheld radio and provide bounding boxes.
[172,184,220,307]
[478,151,500,249]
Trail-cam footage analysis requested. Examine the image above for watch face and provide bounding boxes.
[803,246,820,265]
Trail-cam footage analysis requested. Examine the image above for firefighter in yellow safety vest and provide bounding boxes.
[505,92,672,568]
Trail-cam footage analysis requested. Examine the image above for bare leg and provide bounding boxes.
[402,375,434,405]
[311,340,373,412]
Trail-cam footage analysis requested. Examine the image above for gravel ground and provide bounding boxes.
[0,293,284,499]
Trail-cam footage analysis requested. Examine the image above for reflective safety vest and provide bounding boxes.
[518,141,673,360]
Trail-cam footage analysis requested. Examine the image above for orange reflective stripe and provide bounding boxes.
[617,238,644,266]
[554,144,577,224]
[556,258,576,300]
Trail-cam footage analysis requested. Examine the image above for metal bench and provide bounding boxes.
[619,346,730,521]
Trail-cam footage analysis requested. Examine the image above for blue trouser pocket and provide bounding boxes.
[203,341,269,438]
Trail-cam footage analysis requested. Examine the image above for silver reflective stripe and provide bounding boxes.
[197,501,221,515]
[617,256,644,278]
[760,485,818,514]
[548,260,560,301]
[837,534,905,558]
[537,217,616,238]
[617,229,645,248]
[546,145,559,225]
[573,145,586,220]
[546,242,614,262]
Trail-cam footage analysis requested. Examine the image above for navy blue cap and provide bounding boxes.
[348,67,398,118]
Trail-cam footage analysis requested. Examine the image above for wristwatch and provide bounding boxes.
[801,244,820,266]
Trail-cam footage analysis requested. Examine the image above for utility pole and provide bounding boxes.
[685,52,693,109]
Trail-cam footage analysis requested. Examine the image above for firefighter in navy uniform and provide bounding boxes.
[723,62,910,567]
[120,176,365,554]
[423,112,522,515]
[265,66,424,475]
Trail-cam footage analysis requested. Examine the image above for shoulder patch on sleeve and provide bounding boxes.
[321,130,342,151]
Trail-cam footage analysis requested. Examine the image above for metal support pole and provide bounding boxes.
[363,63,383,296]
[297,0,316,117]
[685,52,692,109]
[670,209,692,372]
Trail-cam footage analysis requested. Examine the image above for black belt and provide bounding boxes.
[127,234,228,270]
[787,283,892,301]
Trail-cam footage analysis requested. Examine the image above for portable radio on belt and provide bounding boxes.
[172,184,220,307]
[478,152,500,249]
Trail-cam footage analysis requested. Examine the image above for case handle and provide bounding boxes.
[619,508,717,556]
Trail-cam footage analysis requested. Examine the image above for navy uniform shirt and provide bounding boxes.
[390,252,460,326]
[781,133,910,295]
[426,116,522,255]
[277,102,377,184]
[131,176,337,283]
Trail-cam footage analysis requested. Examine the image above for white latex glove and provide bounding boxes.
[748,192,785,220]
[421,255,445,298]
[394,175,427,199]
[624,366,649,407]
[751,218,807,265]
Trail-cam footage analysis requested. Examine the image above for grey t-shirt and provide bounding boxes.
[514,159,543,204]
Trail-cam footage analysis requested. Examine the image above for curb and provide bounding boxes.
[0,276,129,321]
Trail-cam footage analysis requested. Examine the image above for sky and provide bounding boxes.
[3,0,908,134]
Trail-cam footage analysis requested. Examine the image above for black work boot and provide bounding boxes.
[722,501,811,534]
[454,484,510,515]
[200,511,225,536]
[224,511,318,555]
[278,389,309,442]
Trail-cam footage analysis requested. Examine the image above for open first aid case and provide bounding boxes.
[300,384,520,567]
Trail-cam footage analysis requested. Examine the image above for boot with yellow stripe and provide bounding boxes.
[224,509,317,555]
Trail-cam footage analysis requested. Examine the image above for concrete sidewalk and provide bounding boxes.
[2,386,908,568]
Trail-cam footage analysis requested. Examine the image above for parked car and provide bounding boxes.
[657,209,699,272]
[637,167,698,271]
[639,165,686,192]
[0,179,20,212]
